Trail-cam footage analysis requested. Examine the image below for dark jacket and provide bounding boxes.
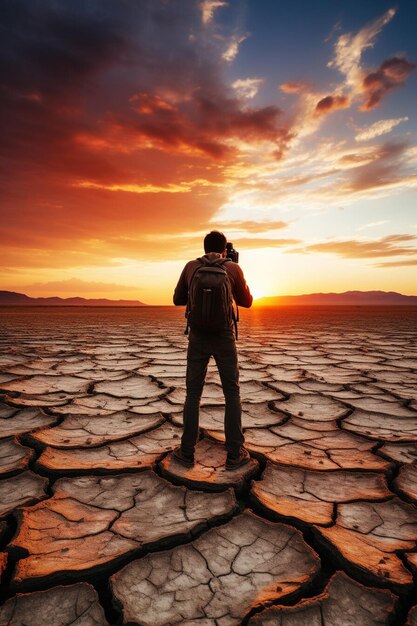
[173,252,253,308]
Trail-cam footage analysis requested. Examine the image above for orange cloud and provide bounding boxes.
[232,237,301,249]
[315,94,350,115]
[342,142,413,193]
[280,81,310,94]
[375,259,417,268]
[217,220,289,233]
[360,57,416,111]
[0,177,229,269]
[130,93,176,114]
[292,234,417,260]
[75,181,194,194]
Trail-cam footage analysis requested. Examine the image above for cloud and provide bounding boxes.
[163,95,285,156]
[356,220,389,231]
[280,81,310,94]
[292,234,417,259]
[355,117,409,142]
[213,220,289,233]
[327,9,415,111]
[337,150,377,167]
[233,237,301,249]
[324,20,342,44]
[360,57,416,110]
[286,90,350,141]
[315,94,350,115]
[201,0,228,24]
[375,258,417,268]
[329,8,397,88]
[222,33,249,62]
[283,8,413,144]
[342,141,415,193]
[75,181,196,194]
[232,78,264,99]
[215,136,417,231]
[0,178,230,269]
[23,278,136,294]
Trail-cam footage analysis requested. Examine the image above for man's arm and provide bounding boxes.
[231,264,253,308]
[173,264,189,305]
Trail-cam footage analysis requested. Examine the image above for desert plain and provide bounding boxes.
[0,305,416,625]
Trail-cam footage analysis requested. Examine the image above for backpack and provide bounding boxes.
[185,257,239,337]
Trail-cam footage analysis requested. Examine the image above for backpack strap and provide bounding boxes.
[218,258,239,339]
[232,303,239,339]
[184,258,206,335]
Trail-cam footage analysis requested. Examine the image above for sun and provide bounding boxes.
[250,288,267,301]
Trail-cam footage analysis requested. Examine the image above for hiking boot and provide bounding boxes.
[172,446,195,467]
[225,447,251,470]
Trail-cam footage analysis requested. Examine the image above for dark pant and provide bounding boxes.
[181,328,244,456]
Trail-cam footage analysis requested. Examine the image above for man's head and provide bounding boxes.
[204,230,227,254]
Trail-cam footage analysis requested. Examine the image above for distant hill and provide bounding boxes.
[255,290,417,306]
[0,291,147,306]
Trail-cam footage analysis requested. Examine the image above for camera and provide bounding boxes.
[226,242,239,263]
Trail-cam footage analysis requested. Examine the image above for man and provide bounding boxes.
[172,230,253,470]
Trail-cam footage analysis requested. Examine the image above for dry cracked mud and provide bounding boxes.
[0,582,109,625]
[207,420,390,471]
[37,421,183,473]
[110,511,320,625]
[314,498,417,588]
[0,439,34,476]
[0,471,48,517]
[11,472,237,585]
[247,570,397,625]
[250,462,390,525]
[0,306,416,624]
[29,410,165,448]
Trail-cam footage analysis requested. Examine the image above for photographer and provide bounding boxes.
[172,230,253,470]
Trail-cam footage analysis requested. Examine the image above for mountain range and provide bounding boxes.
[1,289,417,306]
[0,291,147,306]
[255,290,417,306]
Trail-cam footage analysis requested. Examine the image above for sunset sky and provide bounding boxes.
[1,0,417,304]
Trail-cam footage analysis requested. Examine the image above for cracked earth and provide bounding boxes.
[0,305,416,625]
